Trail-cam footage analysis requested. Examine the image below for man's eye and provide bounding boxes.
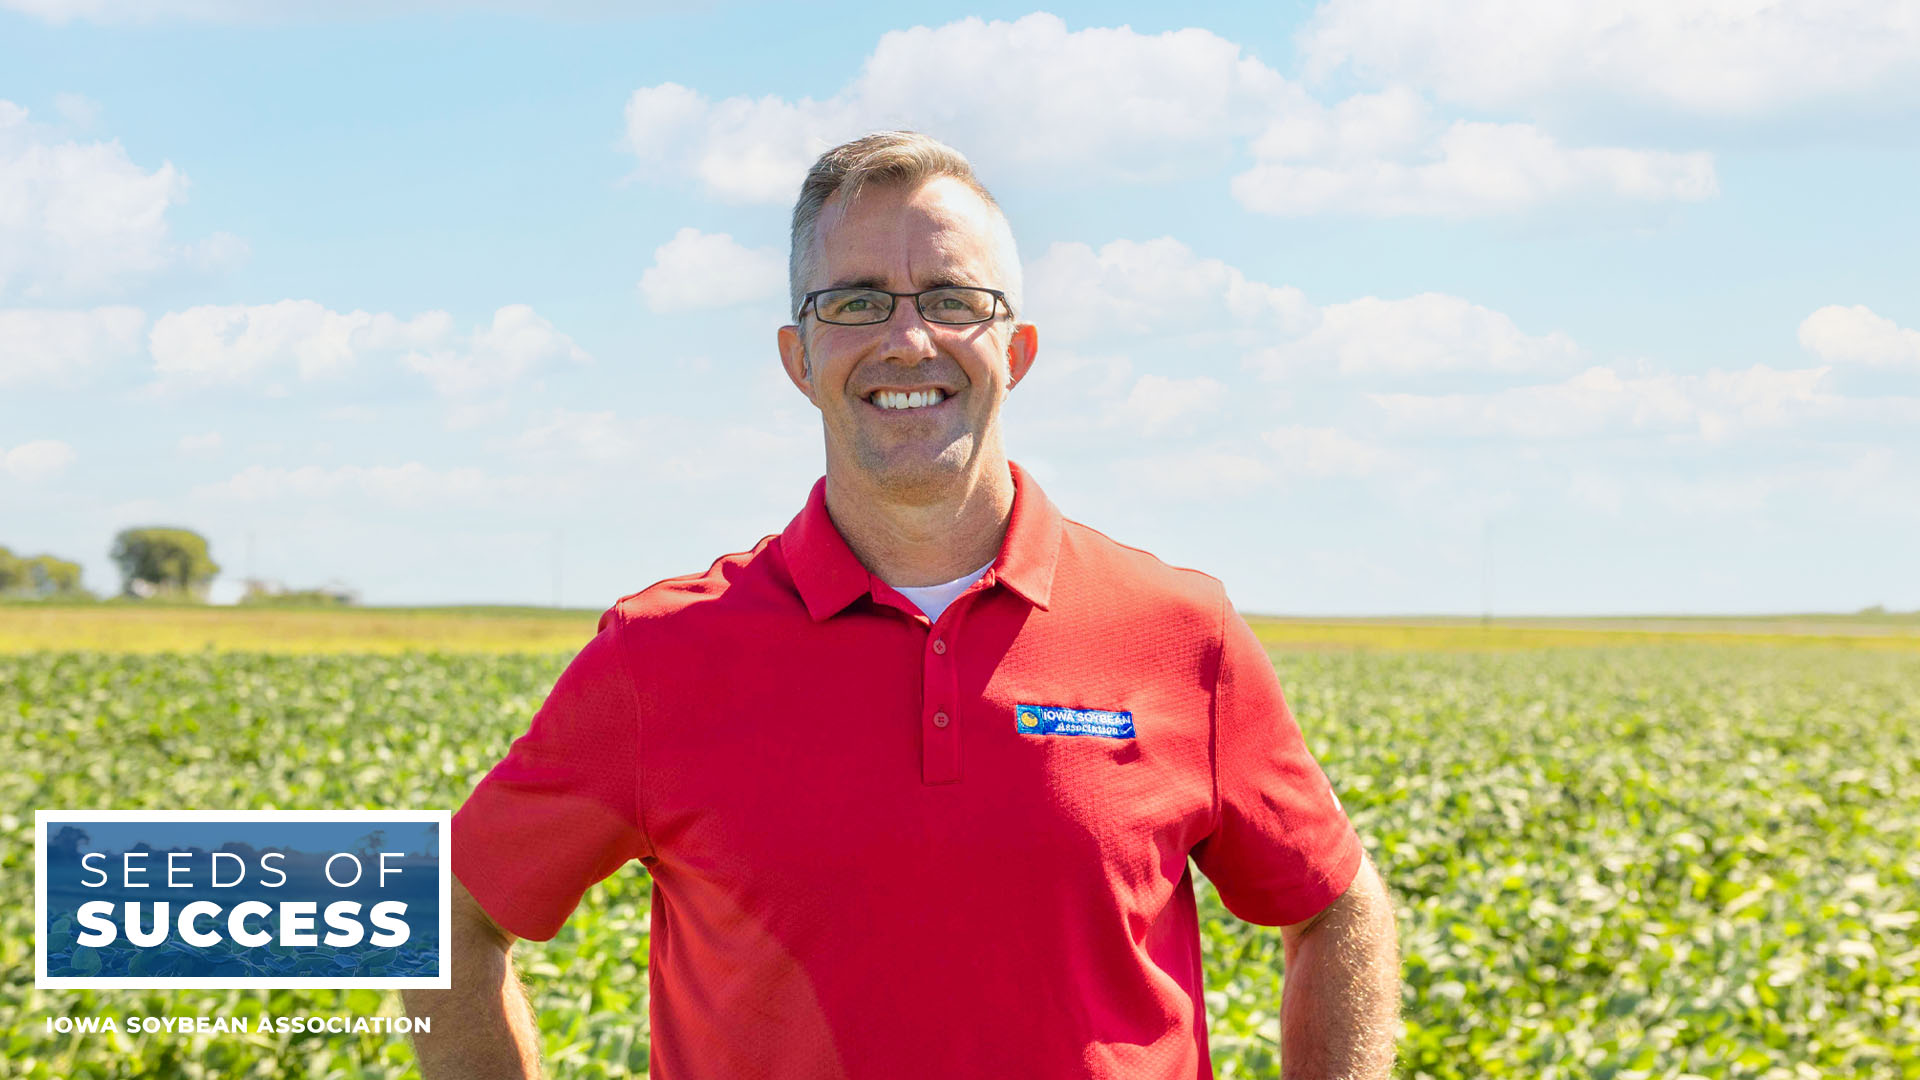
[840,299,870,311]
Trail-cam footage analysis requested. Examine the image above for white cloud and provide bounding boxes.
[193,462,523,505]
[622,83,823,206]
[1234,90,1717,216]
[1299,0,1920,115]
[1026,350,1136,400]
[1572,449,1920,522]
[1799,304,1920,369]
[1029,241,1577,390]
[146,300,585,399]
[1107,375,1228,436]
[1005,349,1136,438]
[1368,363,1836,441]
[0,100,232,298]
[504,405,821,504]
[638,227,786,313]
[1565,470,1626,515]
[51,92,100,129]
[624,16,1291,203]
[0,306,145,385]
[621,14,1709,217]
[1021,240,1886,465]
[1646,472,1785,517]
[650,421,819,495]
[3,0,622,22]
[509,408,644,462]
[150,300,450,384]
[176,431,223,455]
[4,0,149,18]
[1262,425,1399,476]
[1011,355,1247,446]
[1250,292,1583,377]
[182,231,249,273]
[1121,448,1274,500]
[440,399,513,431]
[1027,237,1311,342]
[404,304,591,397]
[494,396,823,511]
[1641,453,1910,518]
[3,439,75,482]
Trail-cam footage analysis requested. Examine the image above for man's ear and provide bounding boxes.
[1007,322,1038,389]
[777,324,815,401]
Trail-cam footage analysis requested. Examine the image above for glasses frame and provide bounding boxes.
[796,286,1012,327]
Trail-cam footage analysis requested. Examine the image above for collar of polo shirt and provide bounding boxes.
[780,459,1063,622]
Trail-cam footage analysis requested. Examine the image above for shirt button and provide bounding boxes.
[932,638,947,655]
[933,711,950,728]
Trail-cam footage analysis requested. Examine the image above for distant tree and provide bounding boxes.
[25,554,88,597]
[239,579,357,607]
[110,527,220,599]
[0,546,92,599]
[0,547,22,594]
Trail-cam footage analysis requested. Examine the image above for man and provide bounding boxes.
[406,131,1400,1079]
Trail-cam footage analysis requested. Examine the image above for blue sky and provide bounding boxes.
[3,1,1917,615]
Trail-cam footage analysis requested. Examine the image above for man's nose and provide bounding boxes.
[877,300,938,363]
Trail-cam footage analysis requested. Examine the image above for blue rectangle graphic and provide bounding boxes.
[36,811,449,989]
[1015,703,1135,739]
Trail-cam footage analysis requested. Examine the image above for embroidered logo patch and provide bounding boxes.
[1015,703,1135,739]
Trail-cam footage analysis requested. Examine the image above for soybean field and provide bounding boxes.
[2,610,1916,1078]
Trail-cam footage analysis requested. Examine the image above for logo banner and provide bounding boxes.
[36,810,450,989]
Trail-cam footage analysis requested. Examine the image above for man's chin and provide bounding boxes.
[844,439,978,499]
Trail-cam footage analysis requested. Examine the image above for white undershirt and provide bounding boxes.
[888,560,994,622]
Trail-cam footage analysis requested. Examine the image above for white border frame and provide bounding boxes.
[35,809,453,990]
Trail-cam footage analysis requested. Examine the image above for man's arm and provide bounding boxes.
[1276,853,1401,1080]
[402,878,546,1080]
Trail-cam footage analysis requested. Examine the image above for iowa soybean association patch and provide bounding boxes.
[1014,703,1135,739]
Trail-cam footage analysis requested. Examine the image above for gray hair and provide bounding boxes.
[788,131,1023,323]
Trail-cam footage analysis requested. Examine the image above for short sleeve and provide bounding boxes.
[451,615,649,941]
[1191,592,1362,927]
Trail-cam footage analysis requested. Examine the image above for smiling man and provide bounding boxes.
[406,132,1400,1080]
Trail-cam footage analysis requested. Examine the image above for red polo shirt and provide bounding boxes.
[452,460,1362,1079]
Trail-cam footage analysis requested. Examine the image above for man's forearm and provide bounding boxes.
[403,927,545,1080]
[1280,857,1401,1080]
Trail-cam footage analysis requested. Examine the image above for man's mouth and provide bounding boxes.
[865,388,950,411]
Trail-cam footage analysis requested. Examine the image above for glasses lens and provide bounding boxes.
[815,289,893,325]
[918,287,998,324]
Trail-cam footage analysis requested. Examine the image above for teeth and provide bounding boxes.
[872,389,946,410]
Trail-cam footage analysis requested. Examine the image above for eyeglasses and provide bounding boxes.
[798,286,1011,327]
